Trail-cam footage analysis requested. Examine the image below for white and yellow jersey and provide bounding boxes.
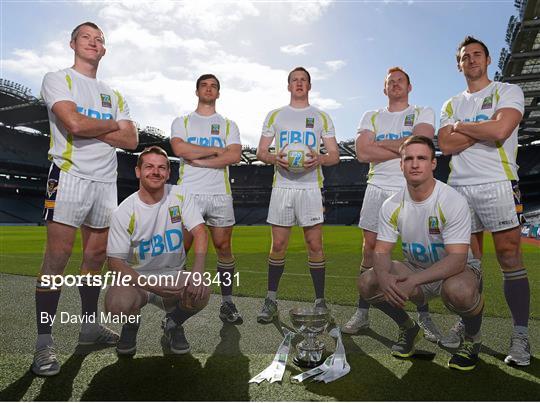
[439,81,524,186]
[107,185,204,274]
[358,105,435,188]
[261,105,335,189]
[41,68,132,182]
[377,180,472,269]
[171,112,241,195]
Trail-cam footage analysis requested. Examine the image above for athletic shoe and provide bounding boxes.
[391,321,422,358]
[31,345,60,376]
[162,317,190,354]
[448,339,481,371]
[314,298,328,310]
[78,324,119,346]
[256,298,278,324]
[116,324,139,355]
[342,310,369,334]
[440,318,465,349]
[219,301,243,324]
[504,332,531,366]
[418,314,442,343]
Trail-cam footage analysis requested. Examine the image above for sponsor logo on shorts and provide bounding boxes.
[428,216,440,234]
[310,216,321,222]
[47,179,58,198]
[305,117,315,128]
[211,124,220,135]
[499,219,514,226]
[168,206,182,223]
[44,200,55,209]
[481,95,493,110]
[100,94,112,108]
[404,114,415,127]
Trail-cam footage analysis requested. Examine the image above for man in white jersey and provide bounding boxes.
[343,67,441,342]
[256,67,340,322]
[170,74,243,324]
[33,22,138,376]
[438,36,530,366]
[359,135,484,371]
[106,146,210,355]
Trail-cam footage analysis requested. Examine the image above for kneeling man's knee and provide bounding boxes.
[442,280,482,317]
[358,270,378,300]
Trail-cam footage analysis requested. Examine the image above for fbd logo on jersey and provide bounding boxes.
[211,124,220,135]
[187,136,225,148]
[279,130,317,148]
[428,216,440,234]
[481,95,493,110]
[305,117,315,128]
[100,94,112,108]
[404,114,415,127]
[77,106,113,120]
[168,206,182,223]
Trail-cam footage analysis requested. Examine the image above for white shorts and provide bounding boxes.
[453,180,521,233]
[186,193,235,227]
[403,261,482,305]
[43,164,116,228]
[267,187,323,227]
[358,184,401,232]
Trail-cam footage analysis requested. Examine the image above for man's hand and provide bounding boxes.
[183,278,210,310]
[395,274,418,302]
[304,147,321,171]
[276,152,289,170]
[377,271,406,308]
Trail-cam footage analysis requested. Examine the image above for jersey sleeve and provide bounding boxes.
[357,111,375,134]
[376,198,400,243]
[226,120,242,146]
[496,84,524,115]
[171,116,187,140]
[261,110,277,138]
[415,107,435,128]
[180,194,205,232]
[440,193,471,245]
[40,71,74,109]
[439,98,456,128]
[106,207,132,261]
[320,111,335,138]
[113,89,132,121]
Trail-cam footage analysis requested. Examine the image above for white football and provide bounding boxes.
[281,142,312,173]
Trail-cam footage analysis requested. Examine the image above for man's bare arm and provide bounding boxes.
[453,108,522,143]
[171,137,222,161]
[377,123,435,154]
[407,244,468,286]
[52,100,119,138]
[96,120,138,150]
[437,125,477,155]
[189,144,242,169]
[355,130,400,163]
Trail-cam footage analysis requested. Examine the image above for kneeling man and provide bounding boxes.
[359,135,483,370]
[105,146,210,355]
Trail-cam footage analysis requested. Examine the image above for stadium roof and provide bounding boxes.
[496,0,540,145]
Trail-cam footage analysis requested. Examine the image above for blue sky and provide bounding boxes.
[1,1,516,146]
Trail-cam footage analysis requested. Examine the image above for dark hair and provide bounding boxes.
[399,135,436,160]
[456,36,489,63]
[385,66,410,85]
[196,74,220,91]
[287,67,311,84]
[71,22,105,44]
[137,146,170,169]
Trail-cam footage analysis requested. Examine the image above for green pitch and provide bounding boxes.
[0,225,539,401]
[0,225,538,319]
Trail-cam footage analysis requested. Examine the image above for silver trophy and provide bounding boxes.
[289,307,331,368]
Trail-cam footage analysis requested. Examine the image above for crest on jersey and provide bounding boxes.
[211,124,220,135]
[168,206,182,223]
[428,216,440,234]
[305,117,315,128]
[404,114,415,127]
[100,94,112,108]
[47,179,58,198]
[481,95,493,110]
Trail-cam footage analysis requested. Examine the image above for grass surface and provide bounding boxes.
[0,225,538,319]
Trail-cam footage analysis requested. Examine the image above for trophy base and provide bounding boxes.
[293,355,325,368]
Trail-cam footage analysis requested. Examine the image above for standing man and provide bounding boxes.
[170,74,243,324]
[359,135,484,371]
[34,22,138,376]
[256,67,340,322]
[343,67,441,343]
[438,36,529,366]
[106,146,210,356]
